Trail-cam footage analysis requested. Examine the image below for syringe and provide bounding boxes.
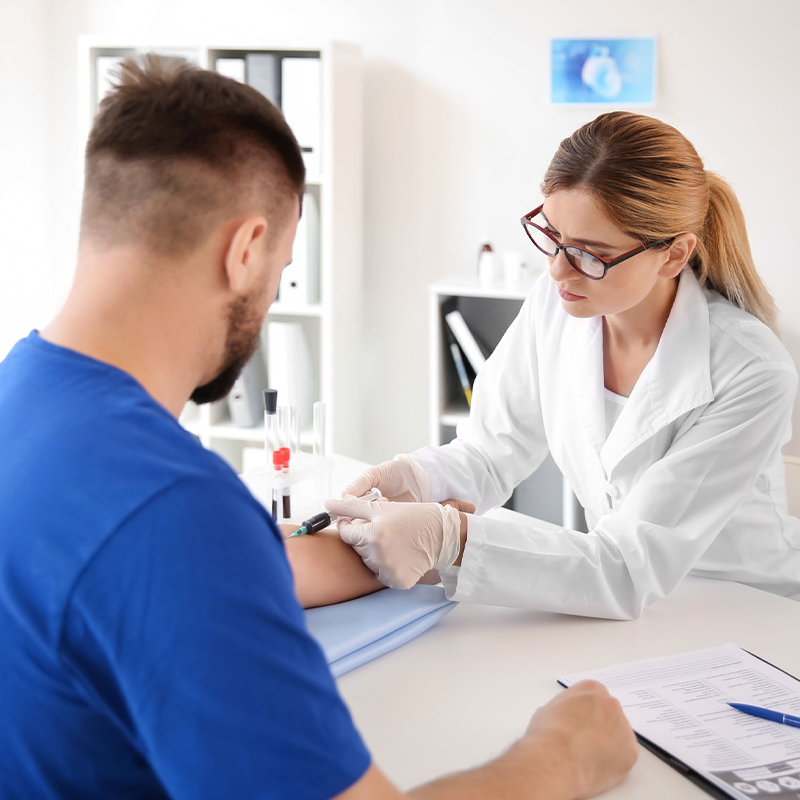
[285,487,383,538]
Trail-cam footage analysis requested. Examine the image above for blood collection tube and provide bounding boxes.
[271,449,282,519]
[263,389,278,464]
[281,447,291,518]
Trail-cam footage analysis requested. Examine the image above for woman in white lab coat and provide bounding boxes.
[325,111,800,620]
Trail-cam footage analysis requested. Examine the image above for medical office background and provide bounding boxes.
[2,0,799,468]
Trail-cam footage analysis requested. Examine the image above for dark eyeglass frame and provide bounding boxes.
[520,204,675,280]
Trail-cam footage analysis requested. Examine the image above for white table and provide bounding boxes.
[337,542,800,797]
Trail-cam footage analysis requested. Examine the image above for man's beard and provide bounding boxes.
[190,293,263,405]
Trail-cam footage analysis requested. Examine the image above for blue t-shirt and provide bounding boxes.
[0,332,371,799]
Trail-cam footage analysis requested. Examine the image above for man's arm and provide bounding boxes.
[335,680,638,800]
[282,500,475,608]
[282,528,385,608]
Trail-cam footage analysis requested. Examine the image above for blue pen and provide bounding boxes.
[728,703,800,729]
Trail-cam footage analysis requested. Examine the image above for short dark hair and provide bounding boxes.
[80,53,305,257]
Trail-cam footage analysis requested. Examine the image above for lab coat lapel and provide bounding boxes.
[599,269,715,475]
[567,314,606,457]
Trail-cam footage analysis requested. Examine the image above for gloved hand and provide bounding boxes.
[324,495,462,590]
[342,454,432,503]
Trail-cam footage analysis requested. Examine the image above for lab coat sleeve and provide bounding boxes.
[442,358,798,620]
[412,287,550,512]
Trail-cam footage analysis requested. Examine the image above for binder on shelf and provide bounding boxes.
[246,53,279,106]
[215,57,246,83]
[442,300,490,374]
[281,57,322,175]
[266,320,314,426]
[279,190,320,307]
[228,345,268,428]
[95,56,123,106]
[444,325,472,407]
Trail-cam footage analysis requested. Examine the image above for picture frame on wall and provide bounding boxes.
[550,37,657,106]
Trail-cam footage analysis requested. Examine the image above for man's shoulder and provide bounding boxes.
[0,334,266,645]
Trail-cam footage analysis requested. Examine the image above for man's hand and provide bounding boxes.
[403,679,637,800]
[518,680,639,799]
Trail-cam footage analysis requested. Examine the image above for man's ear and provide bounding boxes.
[659,233,697,279]
[223,216,269,294]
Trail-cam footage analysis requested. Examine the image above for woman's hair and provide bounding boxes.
[541,111,776,328]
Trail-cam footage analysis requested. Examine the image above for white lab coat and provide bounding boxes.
[413,269,800,620]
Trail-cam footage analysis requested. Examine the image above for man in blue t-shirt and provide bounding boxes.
[0,55,637,799]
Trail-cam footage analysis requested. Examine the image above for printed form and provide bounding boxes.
[560,643,800,799]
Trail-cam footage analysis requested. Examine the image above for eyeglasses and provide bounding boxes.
[520,204,675,280]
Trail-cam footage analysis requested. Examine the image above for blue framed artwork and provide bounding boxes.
[550,37,657,106]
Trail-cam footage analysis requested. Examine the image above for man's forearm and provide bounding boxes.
[408,736,573,800]
[283,529,385,608]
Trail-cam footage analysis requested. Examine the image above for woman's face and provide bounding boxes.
[541,188,678,320]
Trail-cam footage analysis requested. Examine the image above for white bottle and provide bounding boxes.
[503,251,528,285]
[478,241,501,285]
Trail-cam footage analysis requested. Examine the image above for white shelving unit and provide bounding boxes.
[78,37,364,473]
[429,274,584,529]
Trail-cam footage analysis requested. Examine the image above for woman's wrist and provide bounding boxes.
[453,512,468,567]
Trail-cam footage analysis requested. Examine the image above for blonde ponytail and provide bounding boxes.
[692,172,776,329]
[542,112,777,329]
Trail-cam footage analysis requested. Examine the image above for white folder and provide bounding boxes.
[281,57,322,175]
[279,190,320,307]
[227,345,268,428]
[96,56,122,105]
[215,58,246,83]
[267,321,313,423]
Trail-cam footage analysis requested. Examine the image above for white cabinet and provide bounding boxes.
[428,275,585,529]
[78,38,364,472]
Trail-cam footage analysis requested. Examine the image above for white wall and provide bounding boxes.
[5,0,800,458]
[0,0,52,357]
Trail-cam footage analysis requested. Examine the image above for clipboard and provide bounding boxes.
[557,644,800,800]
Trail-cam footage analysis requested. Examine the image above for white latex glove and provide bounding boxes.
[342,454,432,503]
[324,495,462,590]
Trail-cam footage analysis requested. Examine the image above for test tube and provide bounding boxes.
[263,389,278,464]
[281,447,291,518]
[276,408,292,518]
[289,403,300,455]
[313,401,327,457]
[271,449,282,519]
[277,405,289,450]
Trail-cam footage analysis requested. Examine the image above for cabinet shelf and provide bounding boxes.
[431,274,539,301]
[440,404,469,428]
[206,421,315,447]
[268,303,324,318]
[184,413,314,448]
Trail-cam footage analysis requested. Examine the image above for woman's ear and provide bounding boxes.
[223,216,269,294]
[659,233,697,279]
